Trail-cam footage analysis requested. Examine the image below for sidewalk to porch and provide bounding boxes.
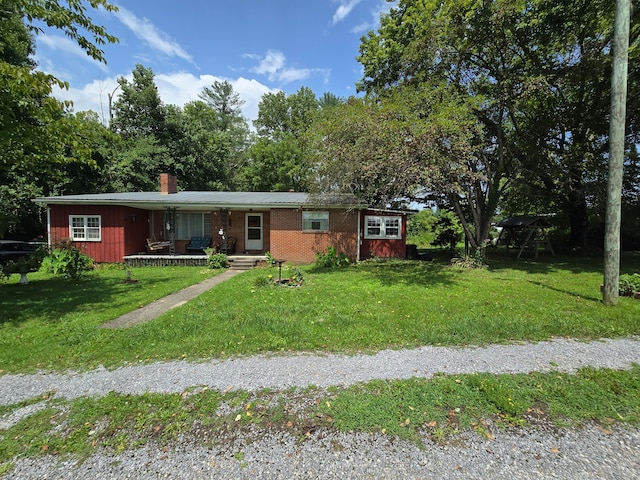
[101,269,244,329]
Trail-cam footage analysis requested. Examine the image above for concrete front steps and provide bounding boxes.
[227,255,267,270]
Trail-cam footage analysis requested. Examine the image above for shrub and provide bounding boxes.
[314,246,350,269]
[431,213,463,250]
[208,252,228,269]
[41,241,92,279]
[619,273,640,296]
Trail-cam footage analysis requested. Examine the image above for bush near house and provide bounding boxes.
[314,246,350,268]
[40,240,93,280]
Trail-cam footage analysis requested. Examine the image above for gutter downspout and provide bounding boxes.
[46,207,51,248]
[357,208,361,262]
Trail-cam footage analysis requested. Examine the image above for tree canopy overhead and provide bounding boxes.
[348,0,640,250]
[0,0,118,238]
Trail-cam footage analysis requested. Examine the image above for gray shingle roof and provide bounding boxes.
[33,191,367,210]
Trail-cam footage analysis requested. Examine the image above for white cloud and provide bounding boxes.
[52,72,275,124]
[278,68,314,84]
[35,32,109,73]
[351,0,394,33]
[51,78,121,123]
[332,0,362,24]
[252,50,286,79]
[114,5,194,64]
[250,50,329,85]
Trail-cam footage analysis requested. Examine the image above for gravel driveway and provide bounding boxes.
[2,337,640,479]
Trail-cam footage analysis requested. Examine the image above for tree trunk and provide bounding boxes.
[603,0,631,306]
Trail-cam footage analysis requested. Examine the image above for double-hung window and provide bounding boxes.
[364,215,401,239]
[302,211,329,231]
[69,215,101,241]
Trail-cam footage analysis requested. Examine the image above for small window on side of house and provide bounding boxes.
[69,215,102,241]
[364,215,402,239]
[302,211,329,231]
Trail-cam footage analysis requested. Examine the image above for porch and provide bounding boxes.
[124,254,267,269]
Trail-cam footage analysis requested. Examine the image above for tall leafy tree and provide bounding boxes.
[355,0,640,250]
[111,64,166,139]
[1,0,117,237]
[178,82,251,190]
[240,136,309,192]
[354,0,525,248]
[107,65,179,191]
[0,0,117,174]
[198,80,245,131]
[241,87,319,191]
[181,100,246,190]
[253,86,319,139]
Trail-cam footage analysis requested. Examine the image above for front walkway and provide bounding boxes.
[101,269,243,329]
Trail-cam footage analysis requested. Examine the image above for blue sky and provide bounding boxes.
[33,0,392,124]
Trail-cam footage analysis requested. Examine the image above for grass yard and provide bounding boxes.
[0,252,639,373]
[0,265,222,373]
[1,252,640,467]
[1,366,639,463]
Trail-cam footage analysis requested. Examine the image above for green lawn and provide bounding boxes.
[1,251,639,374]
[1,365,639,462]
[1,253,640,467]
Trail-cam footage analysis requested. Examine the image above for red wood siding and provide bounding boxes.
[48,205,148,263]
[360,211,408,259]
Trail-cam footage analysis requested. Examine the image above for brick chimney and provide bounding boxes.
[160,173,177,194]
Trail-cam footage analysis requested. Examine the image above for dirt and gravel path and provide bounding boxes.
[2,337,640,479]
[2,337,640,406]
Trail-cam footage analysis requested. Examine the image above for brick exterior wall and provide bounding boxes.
[270,209,359,263]
[47,204,406,264]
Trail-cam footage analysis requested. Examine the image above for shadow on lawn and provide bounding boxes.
[311,259,458,288]
[526,279,602,303]
[0,273,150,327]
[487,250,640,276]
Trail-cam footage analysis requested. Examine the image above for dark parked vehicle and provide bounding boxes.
[0,240,47,266]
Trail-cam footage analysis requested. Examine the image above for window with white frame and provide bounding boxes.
[302,211,329,231]
[172,212,211,240]
[364,215,401,239]
[69,215,101,241]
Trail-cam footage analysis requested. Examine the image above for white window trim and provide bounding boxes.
[364,215,402,240]
[69,215,102,242]
[302,211,329,232]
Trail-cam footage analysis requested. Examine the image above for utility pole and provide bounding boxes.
[603,0,631,305]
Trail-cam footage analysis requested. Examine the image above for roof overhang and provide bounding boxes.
[33,191,368,211]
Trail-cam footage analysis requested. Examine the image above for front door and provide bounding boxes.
[245,213,263,251]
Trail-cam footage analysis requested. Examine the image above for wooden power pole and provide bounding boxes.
[603,0,632,305]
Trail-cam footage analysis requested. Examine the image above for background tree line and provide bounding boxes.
[1,0,638,253]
